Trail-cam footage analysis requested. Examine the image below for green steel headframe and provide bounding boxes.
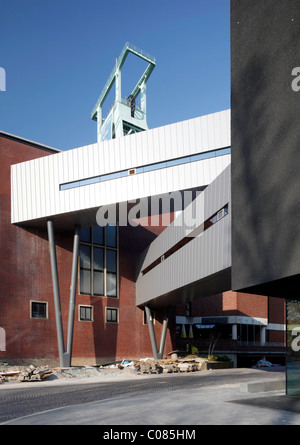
[91,42,156,122]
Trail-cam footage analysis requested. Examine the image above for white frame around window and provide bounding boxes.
[30,300,48,319]
[106,307,119,324]
[78,304,94,322]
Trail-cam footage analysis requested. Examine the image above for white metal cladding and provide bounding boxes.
[11,110,230,225]
[136,166,231,307]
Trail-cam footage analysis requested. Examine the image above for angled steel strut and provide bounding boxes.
[145,306,171,360]
[47,219,80,367]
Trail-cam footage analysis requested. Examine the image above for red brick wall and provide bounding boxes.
[179,291,285,323]
[71,224,175,364]
[236,292,268,318]
[268,296,285,324]
[0,135,61,363]
[0,136,175,365]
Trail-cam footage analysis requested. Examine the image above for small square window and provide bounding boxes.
[31,301,47,319]
[106,307,118,323]
[79,305,93,321]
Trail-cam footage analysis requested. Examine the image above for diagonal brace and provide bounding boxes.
[47,219,80,367]
[145,306,171,360]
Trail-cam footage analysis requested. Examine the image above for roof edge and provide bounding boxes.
[0,131,61,153]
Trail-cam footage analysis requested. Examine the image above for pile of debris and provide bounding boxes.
[0,365,52,383]
[113,356,205,375]
[139,361,163,374]
[18,365,52,382]
[0,355,208,383]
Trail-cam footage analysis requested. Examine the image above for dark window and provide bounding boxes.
[79,226,118,297]
[79,305,93,321]
[106,308,118,323]
[31,302,47,319]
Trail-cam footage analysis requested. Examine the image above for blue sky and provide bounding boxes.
[0,0,230,150]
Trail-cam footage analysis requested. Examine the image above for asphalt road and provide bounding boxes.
[0,367,285,424]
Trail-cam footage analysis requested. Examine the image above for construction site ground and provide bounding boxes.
[0,356,210,387]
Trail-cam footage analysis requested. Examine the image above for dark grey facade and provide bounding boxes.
[231,0,300,298]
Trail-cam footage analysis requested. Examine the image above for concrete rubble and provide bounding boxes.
[0,364,52,383]
[0,355,209,384]
[113,355,207,375]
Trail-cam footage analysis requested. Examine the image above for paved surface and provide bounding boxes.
[1,367,299,426]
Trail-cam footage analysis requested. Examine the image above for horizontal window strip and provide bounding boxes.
[60,147,231,191]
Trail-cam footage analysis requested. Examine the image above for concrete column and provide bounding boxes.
[158,308,170,359]
[260,326,267,345]
[232,324,238,340]
[65,225,80,366]
[47,219,65,367]
[145,306,158,359]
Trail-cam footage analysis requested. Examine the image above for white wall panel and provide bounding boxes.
[11,110,230,224]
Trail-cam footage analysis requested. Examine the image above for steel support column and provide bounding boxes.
[145,305,158,360]
[65,225,80,366]
[47,219,66,367]
[158,307,170,359]
[47,220,80,367]
[145,306,171,360]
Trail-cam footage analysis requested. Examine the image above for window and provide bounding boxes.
[79,305,93,322]
[204,204,229,230]
[79,225,118,297]
[106,307,118,323]
[31,301,47,319]
[60,147,231,191]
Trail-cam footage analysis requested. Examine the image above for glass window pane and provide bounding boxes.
[80,268,91,294]
[80,227,91,243]
[93,270,104,295]
[80,177,99,186]
[32,302,46,318]
[143,161,166,172]
[93,226,104,245]
[80,245,91,269]
[80,306,92,321]
[107,273,117,297]
[107,308,118,322]
[106,225,117,247]
[86,307,92,320]
[218,147,231,156]
[106,309,111,322]
[93,247,104,271]
[80,306,85,320]
[106,249,117,273]
[167,157,189,167]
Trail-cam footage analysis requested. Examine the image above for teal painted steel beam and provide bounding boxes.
[130,63,155,100]
[91,42,156,121]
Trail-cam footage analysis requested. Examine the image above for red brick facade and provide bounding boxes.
[177,290,286,364]
[0,134,174,365]
[0,132,285,367]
